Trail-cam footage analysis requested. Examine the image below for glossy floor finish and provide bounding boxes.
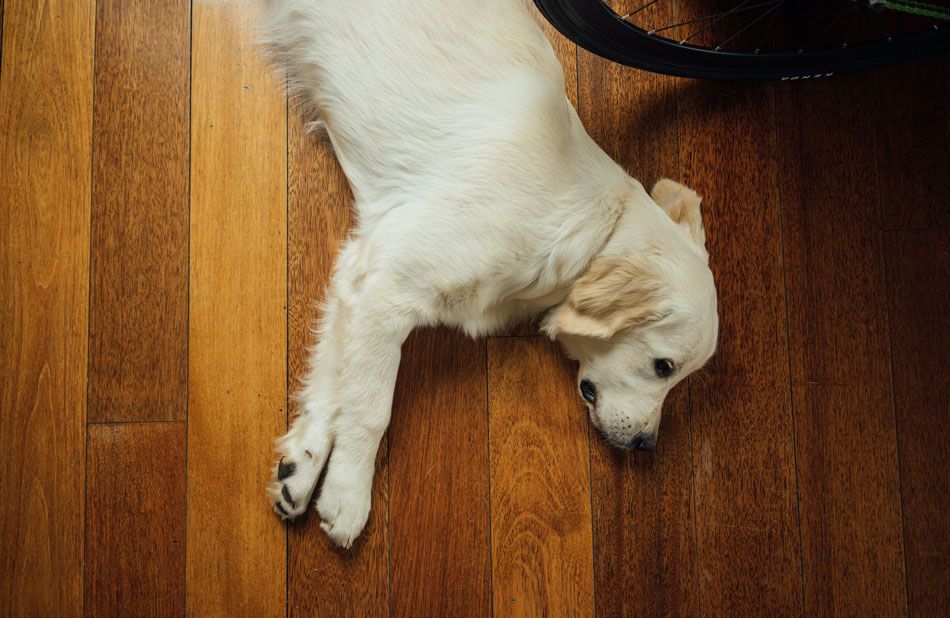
[1,0,948,616]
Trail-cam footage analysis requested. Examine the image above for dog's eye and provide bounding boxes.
[653,358,674,379]
[580,379,597,405]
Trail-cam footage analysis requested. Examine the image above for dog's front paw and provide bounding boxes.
[316,470,372,549]
[267,457,312,519]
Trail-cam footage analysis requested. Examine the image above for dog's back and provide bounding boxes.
[262,0,572,198]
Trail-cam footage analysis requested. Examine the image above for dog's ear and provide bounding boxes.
[651,179,707,252]
[543,255,667,340]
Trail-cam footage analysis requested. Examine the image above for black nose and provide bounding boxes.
[628,432,657,451]
[579,379,597,405]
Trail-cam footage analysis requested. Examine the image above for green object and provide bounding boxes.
[885,1,950,21]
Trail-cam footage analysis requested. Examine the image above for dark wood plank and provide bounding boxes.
[88,0,189,422]
[875,59,950,230]
[389,330,490,616]
[885,230,950,616]
[187,2,287,614]
[777,75,907,616]
[286,110,390,616]
[0,0,94,613]
[678,79,803,614]
[85,422,186,616]
[577,2,697,613]
[488,337,594,616]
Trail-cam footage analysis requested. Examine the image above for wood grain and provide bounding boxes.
[885,230,950,616]
[777,75,906,616]
[0,0,94,614]
[389,330,490,616]
[285,107,390,615]
[187,2,287,614]
[88,0,190,422]
[85,422,186,616]
[875,59,950,230]
[678,80,803,614]
[577,2,698,613]
[488,337,594,617]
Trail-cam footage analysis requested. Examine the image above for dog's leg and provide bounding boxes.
[315,288,413,548]
[266,291,343,520]
[267,242,362,520]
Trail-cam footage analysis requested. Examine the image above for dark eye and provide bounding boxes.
[579,379,597,405]
[653,358,674,379]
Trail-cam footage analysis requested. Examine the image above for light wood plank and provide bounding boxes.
[85,422,186,616]
[187,2,287,614]
[389,330,490,616]
[778,75,906,616]
[678,78,803,614]
[577,1,698,613]
[88,0,190,422]
[0,0,94,613]
[885,230,950,616]
[488,337,594,617]
[285,108,390,615]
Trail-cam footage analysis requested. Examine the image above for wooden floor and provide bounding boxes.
[2,0,948,615]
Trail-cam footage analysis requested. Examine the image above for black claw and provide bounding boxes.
[275,501,289,517]
[281,485,296,508]
[277,458,296,481]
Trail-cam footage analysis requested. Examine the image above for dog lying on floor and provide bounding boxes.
[262,0,718,548]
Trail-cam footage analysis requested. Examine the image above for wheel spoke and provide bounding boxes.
[715,1,789,51]
[620,0,662,20]
[651,0,781,37]
[797,5,850,52]
[753,0,785,52]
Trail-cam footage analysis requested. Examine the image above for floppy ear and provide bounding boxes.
[543,255,667,340]
[651,178,707,251]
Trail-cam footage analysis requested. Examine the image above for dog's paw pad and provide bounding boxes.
[277,457,296,481]
[268,455,322,520]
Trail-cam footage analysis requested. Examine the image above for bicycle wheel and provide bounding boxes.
[533,0,950,80]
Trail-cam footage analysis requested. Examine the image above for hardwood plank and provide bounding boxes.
[187,2,287,614]
[678,79,803,614]
[488,337,594,617]
[885,230,950,616]
[285,109,390,615]
[778,75,906,616]
[577,2,697,613]
[85,422,186,616]
[875,59,950,230]
[88,0,190,422]
[389,330,490,616]
[0,0,94,614]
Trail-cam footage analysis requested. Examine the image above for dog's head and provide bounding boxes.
[542,179,718,450]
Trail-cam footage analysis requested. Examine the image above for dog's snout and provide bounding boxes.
[579,379,597,405]
[628,432,657,451]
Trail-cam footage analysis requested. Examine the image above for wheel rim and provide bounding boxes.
[603,0,948,55]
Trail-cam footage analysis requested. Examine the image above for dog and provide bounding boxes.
[262,0,719,548]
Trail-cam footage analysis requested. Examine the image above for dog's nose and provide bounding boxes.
[628,432,657,451]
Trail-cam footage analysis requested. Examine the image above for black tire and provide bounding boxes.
[533,0,950,80]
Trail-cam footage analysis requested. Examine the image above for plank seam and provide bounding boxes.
[773,81,808,617]
[284,69,290,618]
[83,3,100,613]
[485,338,494,618]
[880,227,912,615]
[184,0,194,612]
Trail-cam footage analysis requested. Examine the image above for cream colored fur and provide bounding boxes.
[261,0,719,548]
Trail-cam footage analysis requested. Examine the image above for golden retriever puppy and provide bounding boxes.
[262,0,719,548]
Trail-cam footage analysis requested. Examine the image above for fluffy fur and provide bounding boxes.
[261,0,719,548]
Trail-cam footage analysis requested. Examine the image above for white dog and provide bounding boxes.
[262,0,718,548]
